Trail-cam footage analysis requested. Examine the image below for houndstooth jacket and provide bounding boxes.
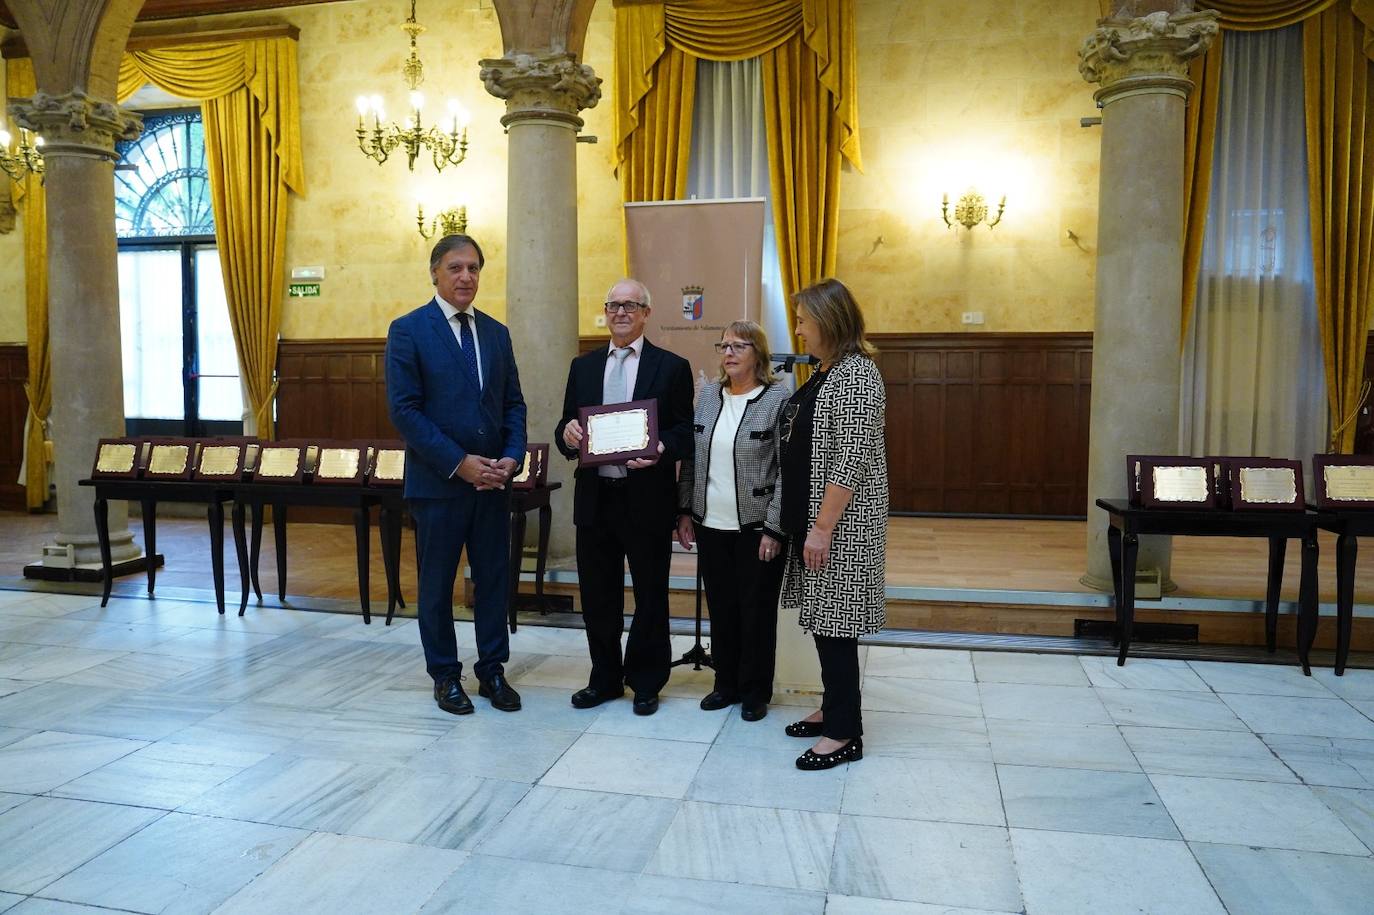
[678,380,791,538]
[781,352,888,638]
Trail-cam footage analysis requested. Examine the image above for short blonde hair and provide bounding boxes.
[716,320,777,387]
[792,278,877,360]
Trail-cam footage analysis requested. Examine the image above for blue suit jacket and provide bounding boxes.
[385,299,527,500]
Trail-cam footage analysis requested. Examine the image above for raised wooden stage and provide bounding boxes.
[3,509,1372,657]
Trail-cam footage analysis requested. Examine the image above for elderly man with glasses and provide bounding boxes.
[555,278,694,716]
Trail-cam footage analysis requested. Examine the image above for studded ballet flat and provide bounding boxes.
[795,737,863,771]
[785,719,823,738]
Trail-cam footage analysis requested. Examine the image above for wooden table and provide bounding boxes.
[1310,506,1374,676]
[80,478,236,612]
[1096,498,1321,673]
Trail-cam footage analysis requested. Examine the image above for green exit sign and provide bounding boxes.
[288,282,320,298]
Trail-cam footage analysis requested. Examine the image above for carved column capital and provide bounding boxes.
[479,51,601,130]
[1079,8,1219,106]
[8,90,142,161]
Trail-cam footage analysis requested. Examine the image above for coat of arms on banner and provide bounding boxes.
[681,285,704,321]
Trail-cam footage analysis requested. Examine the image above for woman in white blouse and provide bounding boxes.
[676,321,791,721]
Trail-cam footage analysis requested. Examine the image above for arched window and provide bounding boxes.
[114,109,241,434]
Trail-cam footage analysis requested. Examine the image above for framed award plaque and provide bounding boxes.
[313,443,366,485]
[1314,454,1374,509]
[578,399,660,468]
[1126,454,1203,507]
[143,439,196,481]
[1229,458,1304,511]
[254,445,305,484]
[91,438,142,479]
[193,443,244,482]
[513,443,550,490]
[1138,457,1214,509]
[367,443,406,487]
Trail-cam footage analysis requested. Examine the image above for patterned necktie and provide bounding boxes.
[456,312,480,390]
[601,347,632,479]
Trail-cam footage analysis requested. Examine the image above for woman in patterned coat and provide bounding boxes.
[778,278,887,771]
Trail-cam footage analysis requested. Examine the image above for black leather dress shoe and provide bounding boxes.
[571,686,624,709]
[741,702,768,722]
[434,677,474,716]
[632,693,659,716]
[796,737,863,771]
[478,673,522,712]
[699,690,738,711]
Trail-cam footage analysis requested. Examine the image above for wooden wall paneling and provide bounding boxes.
[0,344,28,511]
[276,340,395,442]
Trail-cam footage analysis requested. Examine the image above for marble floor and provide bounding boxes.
[0,589,1373,914]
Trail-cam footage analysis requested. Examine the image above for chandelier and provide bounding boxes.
[416,204,467,240]
[355,0,470,173]
[0,121,44,182]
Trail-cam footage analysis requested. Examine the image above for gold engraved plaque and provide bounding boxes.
[317,448,360,480]
[1152,466,1209,502]
[1239,467,1298,504]
[148,444,190,476]
[1323,465,1374,501]
[257,447,301,479]
[373,449,405,481]
[198,445,240,477]
[513,450,533,485]
[586,408,650,455]
[96,443,136,474]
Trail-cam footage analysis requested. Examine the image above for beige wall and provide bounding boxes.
[843,0,1102,333]
[0,0,1105,346]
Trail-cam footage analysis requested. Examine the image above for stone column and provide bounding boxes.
[10,91,143,567]
[480,52,600,561]
[1078,5,1218,591]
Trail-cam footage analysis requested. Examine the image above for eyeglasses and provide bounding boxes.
[604,301,647,314]
[713,342,755,354]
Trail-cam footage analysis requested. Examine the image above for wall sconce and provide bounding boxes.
[942,189,1005,230]
[417,203,467,240]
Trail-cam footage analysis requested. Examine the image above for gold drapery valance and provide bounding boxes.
[613,0,859,174]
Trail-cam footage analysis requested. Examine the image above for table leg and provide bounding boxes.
[95,496,113,607]
[1297,529,1319,676]
[1107,524,1123,648]
[208,501,226,615]
[1117,532,1139,666]
[380,504,401,625]
[1264,537,1287,654]
[536,503,552,613]
[508,508,528,634]
[1336,532,1357,677]
[273,503,288,601]
[140,498,157,596]
[354,506,371,625]
[249,501,264,602]
[232,498,250,617]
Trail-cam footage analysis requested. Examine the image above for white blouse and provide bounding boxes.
[703,385,762,530]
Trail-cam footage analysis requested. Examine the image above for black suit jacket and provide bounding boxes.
[555,339,695,531]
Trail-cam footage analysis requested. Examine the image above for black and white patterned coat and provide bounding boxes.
[781,353,888,637]
[678,380,790,538]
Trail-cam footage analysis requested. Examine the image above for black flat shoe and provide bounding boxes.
[741,702,767,722]
[796,737,863,771]
[571,686,624,709]
[699,690,738,711]
[478,673,522,712]
[434,676,474,716]
[785,718,823,738]
[633,693,659,716]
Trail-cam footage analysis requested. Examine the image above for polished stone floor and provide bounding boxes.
[0,588,1373,914]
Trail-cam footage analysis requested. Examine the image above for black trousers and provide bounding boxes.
[695,524,785,705]
[575,479,672,696]
[814,633,863,739]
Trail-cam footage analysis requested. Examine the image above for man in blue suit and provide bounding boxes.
[386,235,527,715]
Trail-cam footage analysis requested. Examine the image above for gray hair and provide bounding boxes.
[429,234,485,273]
[606,277,651,309]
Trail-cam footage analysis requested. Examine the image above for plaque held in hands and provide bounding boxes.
[577,399,660,468]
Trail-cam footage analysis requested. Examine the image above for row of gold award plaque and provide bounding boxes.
[90,438,406,487]
[1128,454,1374,511]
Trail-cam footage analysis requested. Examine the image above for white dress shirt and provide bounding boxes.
[434,293,482,388]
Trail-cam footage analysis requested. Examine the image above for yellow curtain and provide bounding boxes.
[1181,34,1223,338]
[613,0,860,352]
[1306,3,1374,450]
[116,38,305,436]
[6,58,49,510]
